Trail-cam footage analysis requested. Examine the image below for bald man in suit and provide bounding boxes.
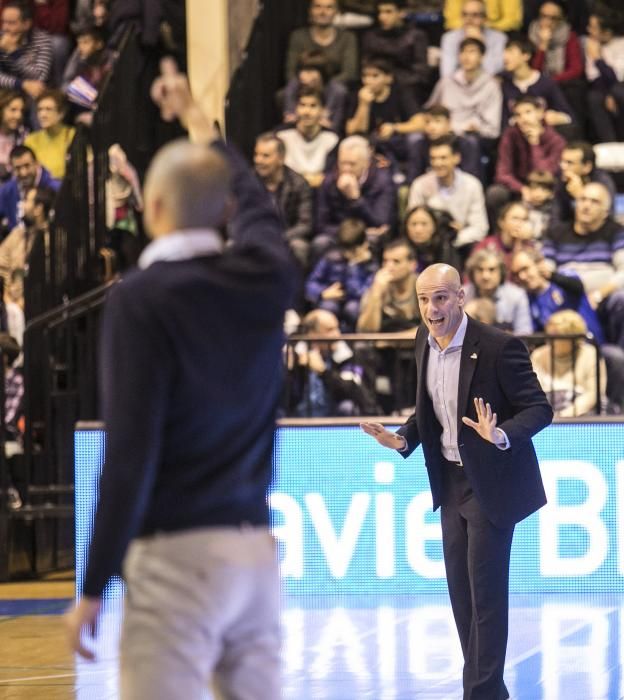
[362,263,553,700]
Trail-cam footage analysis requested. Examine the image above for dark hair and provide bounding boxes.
[505,35,536,61]
[538,0,566,15]
[0,333,20,365]
[75,22,107,43]
[35,88,66,113]
[591,5,622,34]
[429,134,460,154]
[564,140,596,167]
[296,85,325,106]
[33,186,56,217]
[466,249,506,288]
[0,89,25,124]
[9,144,35,161]
[255,132,285,158]
[376,0,406,8]
[2,1,32,21]
[295,49,330,84]
[424,104,451,119]
[383,238,415,259]
[497,200,528,224]
[459,37,486,55]
[338,218,367,248]
[512,94,545,111]
[526,169,555,189]
[361,56,394,77]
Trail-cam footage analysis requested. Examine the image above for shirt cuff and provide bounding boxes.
[396,434,409,452]
[495,428,510,450]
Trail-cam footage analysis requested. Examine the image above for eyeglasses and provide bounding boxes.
[462,11,485,17]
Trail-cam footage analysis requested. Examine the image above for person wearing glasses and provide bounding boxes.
[440,0,507,77]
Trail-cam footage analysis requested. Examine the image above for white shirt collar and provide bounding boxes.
[138,229,224,269]
[427,312,468,353]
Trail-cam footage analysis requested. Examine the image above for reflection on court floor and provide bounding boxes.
[72,592,624,700]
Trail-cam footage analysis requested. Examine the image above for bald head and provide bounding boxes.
[417,263,461,293]
[143,138,232,237]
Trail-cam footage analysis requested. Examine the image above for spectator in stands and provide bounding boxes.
[316,135,395,257]
[542,182,624,349]
[584,7,624,143]
[474,201,538,267]
[0,144,58,234]
[440,0,507,77]
[361,0,430,103]
[286,0,358,85]
[500,35,572,128]
[510,247,604,342]
[26,0,70,86]
[0,332,24,509]
[0,1,52,98]
[464,248,533,333]
[0,185,54,308]
[464,296,497,324]
[404,204,463,272]
[305,217,377,330]
[530,309,606,417]
[24,89,74,179]
[521,169,555,239]
[357,238,419,331]
[528,1,583,82]
[291,308,379,416]
[278,87,339,189]
[553,141,616,224]
[282,50,347,134]
[407,134,488,250]
[345,56,423,166]
[62,24,113,97]
[407,104,481,180]
[444,0,522,32]
[0,90,25,181]
[425,37,502,140]
[490,95,565,212]
[253,132,313,269]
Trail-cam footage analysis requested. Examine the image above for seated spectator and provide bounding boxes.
[345,56,423,166]
[521,169,555,239]
[530,309,606,417]
[542,182,624,350]
[0,144,58,234]
[24,89,74,179]
[290,308,379,417]
[357,238,419,331]
[278,88,339,188]
[425,37,502,140]
[474,201,537,267]
[464,248,533,333]
[316,135,395,257]
[253,132,313,269]
[361,0,429,102]
[0,89,26,180]
[528,1,583,84]
[286,0,358,86]
[407,104,481,180]
[510,247,604,341]
[0,185,54,308]
[552,141,616,224]
[62,23,113,101]
[443,0,522,32]
[440,0,507,77]
[404,204,463,272]
[501,35,572,128]
[0,332,24,509]
[282,50,348,134]
[490,95,565,212]
[584,6,624,143]
[305,217,377,330]
[407,134,488,250]
[464,296,497,324]
[28,0,70,87]
[0,1,52,99]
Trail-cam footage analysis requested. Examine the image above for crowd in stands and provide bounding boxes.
[268,0,624,419]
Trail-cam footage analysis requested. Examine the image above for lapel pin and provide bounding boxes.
[470,352,478,359]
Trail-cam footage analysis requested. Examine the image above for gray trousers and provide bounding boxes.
[119,526,281,700]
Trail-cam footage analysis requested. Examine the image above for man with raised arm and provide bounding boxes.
[362,263,552,700]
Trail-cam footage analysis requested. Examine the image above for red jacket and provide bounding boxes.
[531,31,583,83]
[495,124,566,193]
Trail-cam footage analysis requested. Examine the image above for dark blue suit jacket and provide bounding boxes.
[397,317,553,528]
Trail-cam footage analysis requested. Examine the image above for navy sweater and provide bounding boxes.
[83,142,297,597]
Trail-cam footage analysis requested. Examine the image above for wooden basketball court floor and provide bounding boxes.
[2,576,624,699]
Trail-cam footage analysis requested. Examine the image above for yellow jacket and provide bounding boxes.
[444,0,522,32]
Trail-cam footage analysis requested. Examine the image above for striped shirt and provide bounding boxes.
[0,28,53,89]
